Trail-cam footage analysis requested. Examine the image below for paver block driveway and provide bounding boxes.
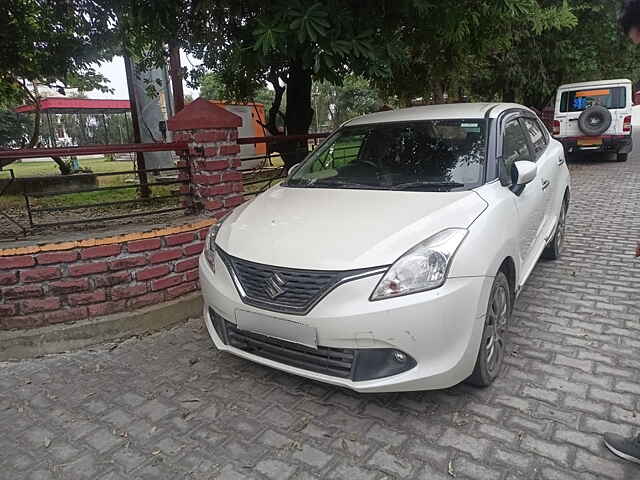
[1,148,639,479]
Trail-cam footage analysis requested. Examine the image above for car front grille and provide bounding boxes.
[223,318,356,379]
[218,249,384,315]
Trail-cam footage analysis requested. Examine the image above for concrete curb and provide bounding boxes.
[0,293,203,361]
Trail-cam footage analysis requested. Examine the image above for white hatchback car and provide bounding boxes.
[200,103,571,392]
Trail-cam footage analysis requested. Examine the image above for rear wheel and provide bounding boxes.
[542,198,568,260]
[467,272,511,387]
[616,153,628,162]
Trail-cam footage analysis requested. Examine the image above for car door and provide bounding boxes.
[501,116,545,280]
[521,116,558,240]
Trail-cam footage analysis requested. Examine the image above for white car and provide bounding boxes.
[553,79,633,162]
[200,103,571,392]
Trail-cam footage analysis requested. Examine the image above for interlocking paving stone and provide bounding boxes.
[2,150,640,479]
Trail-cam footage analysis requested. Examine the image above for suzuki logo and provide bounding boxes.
[265,273,287,299]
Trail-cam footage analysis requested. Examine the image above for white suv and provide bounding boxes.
[553,79,633,162]
[200,103,571,392]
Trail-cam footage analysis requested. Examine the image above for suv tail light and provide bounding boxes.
[553,120,561,136]
[623,115,632,133]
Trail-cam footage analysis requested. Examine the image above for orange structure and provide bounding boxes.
[210,102,267,156]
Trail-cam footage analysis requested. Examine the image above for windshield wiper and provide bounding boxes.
[391,181,465,191]
[309,178,388,189]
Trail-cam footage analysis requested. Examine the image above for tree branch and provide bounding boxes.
[265,68,285,136]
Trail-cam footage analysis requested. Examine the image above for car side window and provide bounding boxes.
[502,119,532,175]
[522,117,547,158]
[537,118,550,144]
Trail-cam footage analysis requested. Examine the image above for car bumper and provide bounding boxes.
[199,253,494,392]
[556,135,632,154]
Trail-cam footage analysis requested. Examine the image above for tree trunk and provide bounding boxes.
[398,92,412,108]
[432,82,445,105]
[28,105,41,148]
[503,85,516,103]
[280,60,314,170]
[22,84,71,175]
[51,156,72,175]
[264,69,286,137]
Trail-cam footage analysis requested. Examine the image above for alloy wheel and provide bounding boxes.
[555,203,567,254]
[484,284,508,376]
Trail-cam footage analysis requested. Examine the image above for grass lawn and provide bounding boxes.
[3,157,136,178]
[0,155,285,213]
[0,157,174,211]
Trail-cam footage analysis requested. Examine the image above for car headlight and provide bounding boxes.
[370,228,468,300]
[204,212,232,272]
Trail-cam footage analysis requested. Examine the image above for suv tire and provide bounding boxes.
[616,153,628,162]
[578,105,612,136]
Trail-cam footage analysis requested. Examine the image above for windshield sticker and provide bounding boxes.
[576,89,610,97]
[461,123,481,133]
[573,98,588,110]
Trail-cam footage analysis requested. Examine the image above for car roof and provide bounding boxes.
[345,103,531,126]
[558,79,632,90]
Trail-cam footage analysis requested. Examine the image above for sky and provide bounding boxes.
[88,52,200,100]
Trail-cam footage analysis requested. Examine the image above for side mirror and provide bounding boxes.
[288,163,302,177]
[513,160,537,185]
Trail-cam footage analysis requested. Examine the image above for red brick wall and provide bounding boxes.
[0,221,213,330]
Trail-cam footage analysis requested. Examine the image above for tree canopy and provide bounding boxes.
[2,0,639,167]
[1,0,116,174]
[1,0,115,104]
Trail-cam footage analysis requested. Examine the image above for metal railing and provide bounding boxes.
[239,133,330,198]
[0,142,190,235]
[22,166,190,229]
[0,168,28,236]
[0,132,332,237]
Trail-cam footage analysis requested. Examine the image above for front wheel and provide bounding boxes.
[467,272,511,387]
[542,198,568,260]
[616,153,628,162]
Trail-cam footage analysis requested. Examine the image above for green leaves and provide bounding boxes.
[350,32,376,59]
[2,0,116,104]
[253,19,287,54]
[288,2,330,43]
[252,1,332,53]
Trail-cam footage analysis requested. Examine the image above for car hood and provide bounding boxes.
[216,185,487,270]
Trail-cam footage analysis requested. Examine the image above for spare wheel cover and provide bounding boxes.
[578,105,612,136]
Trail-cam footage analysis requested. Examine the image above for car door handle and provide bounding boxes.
[542,179,551,190]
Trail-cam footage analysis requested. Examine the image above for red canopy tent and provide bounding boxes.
[15,97,130,114]
[14,97,132,151]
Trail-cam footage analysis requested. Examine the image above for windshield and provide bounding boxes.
[560,87,627,112]
[287,120,487,191]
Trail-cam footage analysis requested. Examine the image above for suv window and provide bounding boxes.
[502,119,531,174]
[560,87,626,112]
[522,117,547,158]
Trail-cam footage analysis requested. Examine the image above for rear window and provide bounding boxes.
[560,87,627,112]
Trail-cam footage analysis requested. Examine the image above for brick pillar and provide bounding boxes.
[167,97,244,217]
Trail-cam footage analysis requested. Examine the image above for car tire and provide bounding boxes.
[542,198,568,260]
[467,271,511,388]
[616,153,628,162]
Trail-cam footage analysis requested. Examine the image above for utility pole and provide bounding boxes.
[124,55,151,198]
